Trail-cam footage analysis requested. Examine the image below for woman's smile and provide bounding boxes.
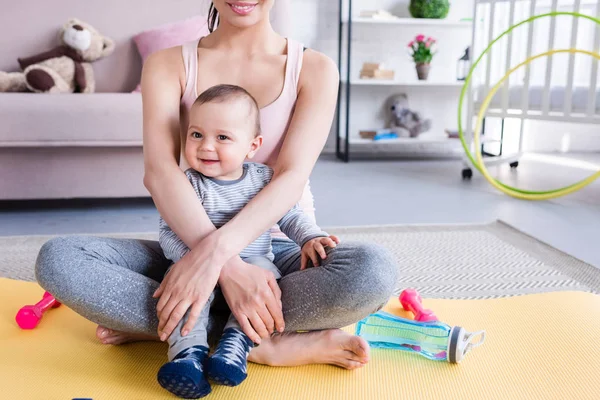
[227,2,258,15]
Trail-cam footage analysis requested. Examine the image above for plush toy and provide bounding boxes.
[386,93,432,138]
[0,19,115,93]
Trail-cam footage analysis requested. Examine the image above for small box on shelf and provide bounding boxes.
[359,130,377,139]
[359,9,399,20]
[359,62,395,80]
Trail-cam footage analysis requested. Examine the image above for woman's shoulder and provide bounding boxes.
[142,45,188,95]
[298,48,339,91]
[144,45,187,70]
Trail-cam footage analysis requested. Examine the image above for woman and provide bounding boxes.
[35,0,397,370]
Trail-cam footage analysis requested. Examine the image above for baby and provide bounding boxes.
[156,84,338,399]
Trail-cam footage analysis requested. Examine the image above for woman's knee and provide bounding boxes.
[333,241,398,308]
[35,236,86,294]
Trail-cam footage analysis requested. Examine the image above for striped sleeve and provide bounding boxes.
[158,217,190,263]
[278,204,328,248]
[257,164,327,247]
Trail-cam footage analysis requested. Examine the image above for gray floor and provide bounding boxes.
[1,152,599,268]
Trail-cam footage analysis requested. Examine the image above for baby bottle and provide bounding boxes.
[356,311,485,363]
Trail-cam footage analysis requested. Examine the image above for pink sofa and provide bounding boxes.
[0,0,290,200]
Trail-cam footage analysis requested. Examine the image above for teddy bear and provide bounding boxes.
[0,18,115,93]
[385,93,432,138]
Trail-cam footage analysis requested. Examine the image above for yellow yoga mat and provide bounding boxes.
[2,278,600,400]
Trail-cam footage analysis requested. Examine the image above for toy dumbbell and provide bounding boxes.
[399,289,438,322]
[16,291,61,329]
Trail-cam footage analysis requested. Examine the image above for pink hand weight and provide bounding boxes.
[399,289,438,322]
[16,291,61,329]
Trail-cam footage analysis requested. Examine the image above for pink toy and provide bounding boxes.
[399,288,438,322]
[16,292,61,329]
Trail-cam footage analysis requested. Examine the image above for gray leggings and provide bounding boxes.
[34,236,397,348]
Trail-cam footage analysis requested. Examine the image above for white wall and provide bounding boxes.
[290,0,600,154]
[523,120,600,152]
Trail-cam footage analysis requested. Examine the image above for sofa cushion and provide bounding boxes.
[0,93,143,146]
[132,15,209,92]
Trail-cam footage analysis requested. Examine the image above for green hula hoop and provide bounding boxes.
[458,11,600,196]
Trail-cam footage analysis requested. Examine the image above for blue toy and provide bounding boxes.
[373,131,399,141]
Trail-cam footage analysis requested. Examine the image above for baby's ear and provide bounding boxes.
[246,135,263,159]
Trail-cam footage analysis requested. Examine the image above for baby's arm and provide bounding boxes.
[251,164,327,248]
[277,204,329,248]
[159,217,191,263]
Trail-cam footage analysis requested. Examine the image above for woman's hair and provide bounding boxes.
[208,2,219,33]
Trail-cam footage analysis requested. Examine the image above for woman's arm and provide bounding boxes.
[141,48,216,248]
[216,50,340,261]
[214,50,339,343]
[142,48,233,336]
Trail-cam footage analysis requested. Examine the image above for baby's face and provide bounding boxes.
[185,98,261,180]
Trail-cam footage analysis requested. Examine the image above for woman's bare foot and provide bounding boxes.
[96,325,159,345]
[248,329,370,370]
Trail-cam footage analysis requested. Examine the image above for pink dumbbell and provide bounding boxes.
[399,289,438,322]
[16,292,61,329]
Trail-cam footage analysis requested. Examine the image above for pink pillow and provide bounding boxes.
[132,15,209,92]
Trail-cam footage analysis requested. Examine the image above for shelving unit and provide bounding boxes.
[346,16,473,26]
[336,0,473,162]
[346,79,465,87]
[350,136,455,144]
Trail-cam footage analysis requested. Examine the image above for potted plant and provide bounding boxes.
[408,35,436,80]
[409,0,450,19]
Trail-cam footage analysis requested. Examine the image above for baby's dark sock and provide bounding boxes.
[157,345,211,399]
[205,328,254,386]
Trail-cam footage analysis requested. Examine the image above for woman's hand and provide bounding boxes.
[153,244,222,341]
[218,257,284,344]
[301,235,340,270]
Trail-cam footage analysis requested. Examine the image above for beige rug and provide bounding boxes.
[1,221,598,299]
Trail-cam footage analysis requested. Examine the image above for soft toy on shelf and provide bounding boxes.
[0,18,115,93]
[385,93,432,138]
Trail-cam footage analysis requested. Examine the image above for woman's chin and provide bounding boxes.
[220,6,264,28]
[223,17,263,29]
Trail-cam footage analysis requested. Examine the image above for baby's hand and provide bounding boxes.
[300,235,341,270]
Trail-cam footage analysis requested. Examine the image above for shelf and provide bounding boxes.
[344,17,473,27]
[346,79,465,88]
[349,136,459,144]
[344,135,465,157]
